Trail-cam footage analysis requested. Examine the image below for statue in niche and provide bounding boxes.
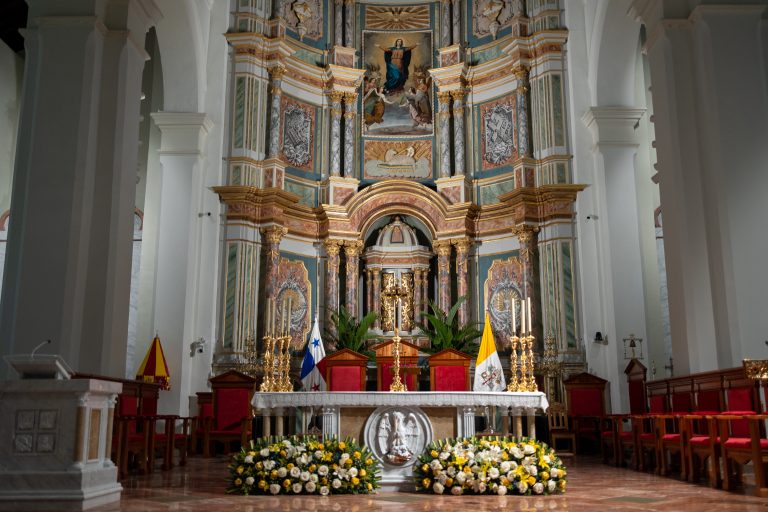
[377,410,419,465]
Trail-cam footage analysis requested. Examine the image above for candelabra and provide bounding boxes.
[506,297,538,392]
[259,297,295,392]
[240,331,260,378]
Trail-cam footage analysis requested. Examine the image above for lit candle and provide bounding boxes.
[527,297,532,335]
[511,298,517,335]
[521,298,526,335]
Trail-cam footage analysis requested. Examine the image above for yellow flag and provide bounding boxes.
[473,313,506,391]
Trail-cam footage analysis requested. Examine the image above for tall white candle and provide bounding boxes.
[266,300,272,335]
[286,297,292,336]
[511,298,517,335]
[521,298,526,334]
[527,297,532,335]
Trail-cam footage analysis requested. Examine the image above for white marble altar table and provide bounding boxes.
[251,391,549,440]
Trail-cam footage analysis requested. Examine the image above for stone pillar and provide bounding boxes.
[372,269,382,329]
[0,2,159,377]
[344,241,363,317]
[343,0,354,48]
[451,90,466,176]
[413,270,422,328]
[514,66,532,158]
[151,113,214,415]
[438,91,452,178]
[441,0,451,47]
[267,65,285,158]
[452,238,471,324]
[324,239,343,335]
[329,91,343,177]
[334,0,343,47]
[262,225,287,304]
[342,93,357,178]
[451,0,461,46]
[434,240,452,312]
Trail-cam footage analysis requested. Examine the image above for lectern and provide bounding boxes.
[0,354,122,510]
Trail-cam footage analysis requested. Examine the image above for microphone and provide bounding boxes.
[31,339,52,358]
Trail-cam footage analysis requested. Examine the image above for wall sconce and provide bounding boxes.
[593,331,608,344]
[623,334,643,360]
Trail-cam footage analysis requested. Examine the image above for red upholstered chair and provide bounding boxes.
[658,379,695,478]
[634,381,668,473]
[428,349,471,391]
[374,340,420,391]
[717,413,768,496]
[324,348,369,391]
[563,372,608,455]
[684,413,721,487]
[204,371,256,457]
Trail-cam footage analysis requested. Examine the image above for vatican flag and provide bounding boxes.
[473,313,506,392]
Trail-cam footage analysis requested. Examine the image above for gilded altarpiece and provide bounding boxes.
[381,272,414,332]
[275,259,312,349]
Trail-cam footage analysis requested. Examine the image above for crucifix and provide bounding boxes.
[381,284,409,392]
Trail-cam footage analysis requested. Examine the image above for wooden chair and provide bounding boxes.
[684,413,721,488]
[324,348,369,391]
[717,413,768,496]
[428,349,471,391]
[657,378,694,478]
[547,402,576,459]
[373,340,420,391]
[190,391,213,455]
[563,372,608,455]
[633,380,668,473]
[204,370,256,457]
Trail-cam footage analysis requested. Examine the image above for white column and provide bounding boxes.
[0,1,159,377]
[321,406,340,439]
[630,1,768,371]
[582,107,648,413]
[150,112,213,416]
[458,406,475,437]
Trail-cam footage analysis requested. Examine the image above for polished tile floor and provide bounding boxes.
[91,456,767,512]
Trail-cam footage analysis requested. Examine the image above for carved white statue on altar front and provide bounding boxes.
[378,410,419,464]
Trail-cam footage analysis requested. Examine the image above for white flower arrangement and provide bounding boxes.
[413,437,567,496]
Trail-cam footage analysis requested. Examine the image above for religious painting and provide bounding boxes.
[365,5,431,30]
[483,257,524,344]
[472,0,514,39]
[281,97,315,171]
[275,258,312,349]
[363,140,432,179]
[362,30,433,137]
[481,96,517,170]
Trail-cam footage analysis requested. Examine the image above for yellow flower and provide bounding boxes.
[422,478,431,488]
[258,480,267,489]
[351,477,360,486]
[338,442,346,450]
[422,464,429,472]
[431,450,439,458]
[558,480,567,489]
[541,471,550,481]
[501,452,509,461]
[248,451,256,457]
[527,476,536,486]
[270,470,278,478]
[463,466,471,474]
[366,458,373,465]
[445,478,454,487]
[236,466,244,474]
[283,479,291,488]
[367,483,373,490]
[309,464,317,472]
[345,458,353,466]
[455,456,467,466]
[360,469,367,477]
[287,463,294,470]
[318,443,324,450]
[280,450,287,457]
[235,478,242,486]
[353,451,361,459]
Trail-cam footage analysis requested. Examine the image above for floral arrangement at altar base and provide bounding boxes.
[227,436,381,495]
[413,437,567,496]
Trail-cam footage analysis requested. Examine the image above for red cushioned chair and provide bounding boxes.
[634,383,668,473]
[717,413,768,496]
[657,381,694,478]
[564,372,608,456]
[324,348,369,391]
[683,413,721,487]
[428,349,471,391]
[373,340,420,391]
[203,371,256,457]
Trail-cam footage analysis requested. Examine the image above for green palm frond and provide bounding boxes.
[419,296,481,356]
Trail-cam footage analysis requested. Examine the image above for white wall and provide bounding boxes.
[0,44,22,215]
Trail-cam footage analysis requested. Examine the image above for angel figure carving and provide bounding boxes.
[378,411,418,465]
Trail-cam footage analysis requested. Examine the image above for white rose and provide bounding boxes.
[533,482,544,494]
[497,485,507,496]
[348,467,358,477]
[260,448,270,457]
[305,481,317,493]
[447,466,457,477]
[300,453,309,465]
[433,482,444,494]
[523,457,533,466]
[523,444,536,455]
[510,461,518,470]
[269,484,281,495]
[550,468,559,478]
[517,481,528,494]
[340,453,349,461]
[456,472,467,484]
[543,455,551,464]
[437,473,447,485]
[243,455,253,464]
[310,473,319,483]
[292,483,303,494]
[332,478,342,489]
[263,460,275,470]
[315,450,323,459]
[318,465,329,476]
[475,481,487,493]
[511,447,523,459]
[430,460,443,470]
[277,467,287,478]
[527,465,538,476]
[547,480,556,492]
[320,485,330,496]
[451,486,463,495]
[488,467,500,479]
[500,461,511,473]
[283,440,292,447]
[290,467,301,478]
[300,471,310,481]
[439,451,450,460]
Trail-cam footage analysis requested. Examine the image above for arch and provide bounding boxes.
[0,209,9,231]
[592,0,642,106]
[344,181,459,240]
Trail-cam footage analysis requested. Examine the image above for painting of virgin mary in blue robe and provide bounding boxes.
[376,39,418,94]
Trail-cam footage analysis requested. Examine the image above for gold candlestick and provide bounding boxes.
[525,335,538,392]
[259,334,275,392]
[507,335,520,392]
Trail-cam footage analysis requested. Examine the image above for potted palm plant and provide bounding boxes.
[419,296,481,356]
[324,308,378,356]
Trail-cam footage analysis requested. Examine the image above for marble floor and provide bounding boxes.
[89,456,767,512]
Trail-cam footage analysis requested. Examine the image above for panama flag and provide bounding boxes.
[473,313,506,392]
[300,316,327,391]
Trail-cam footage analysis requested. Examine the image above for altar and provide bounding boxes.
[251,391,549,490]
